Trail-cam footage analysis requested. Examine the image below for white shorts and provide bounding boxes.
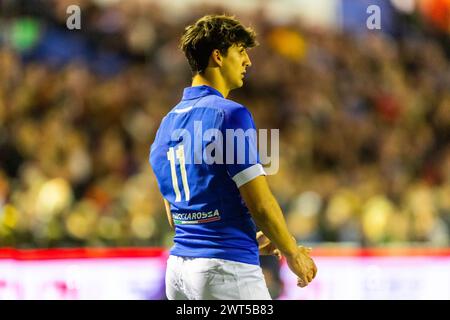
[165,255,272,300]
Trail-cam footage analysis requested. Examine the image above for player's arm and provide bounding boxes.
[224,106,316,286]
[239,175,317,287]
[163,198,174,229]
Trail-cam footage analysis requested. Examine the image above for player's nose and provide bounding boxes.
[243,51,252,68]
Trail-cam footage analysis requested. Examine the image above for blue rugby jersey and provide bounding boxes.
[149,85,266,265]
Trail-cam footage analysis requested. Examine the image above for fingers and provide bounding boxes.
[258,241,269,251]
[286,246,317,288]
[297,277,308,288]
[257,233,270,248]
[297,259,317,288]
[258,239,271,251]
[299,246,312,254]
[306,256,317,281]
[308,261,317,283]
[297,264,313,287]
[300,246,317,279]
[307,270,314,282]
[297,246,312,255]
[273,249,281,260]
[297,268,315,287]
[297,272,312,287]
[305,248,317,279]
[312,262,318,278]
[257,233,283,258]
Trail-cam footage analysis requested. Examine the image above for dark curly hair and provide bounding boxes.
[180,14,257,75]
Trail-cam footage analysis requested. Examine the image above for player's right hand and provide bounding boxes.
[285,246,317,288]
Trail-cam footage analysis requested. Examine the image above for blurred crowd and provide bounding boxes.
[1,0,449,250]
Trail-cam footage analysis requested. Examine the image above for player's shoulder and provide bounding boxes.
[198,94,244,111]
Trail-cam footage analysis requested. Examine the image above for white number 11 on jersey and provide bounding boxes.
[167,145,190,202]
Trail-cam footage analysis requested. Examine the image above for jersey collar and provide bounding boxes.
[182,85,224,100]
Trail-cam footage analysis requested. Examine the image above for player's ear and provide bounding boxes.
[210,49,223,67]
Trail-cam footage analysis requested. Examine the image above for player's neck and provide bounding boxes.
[191,71,230,98]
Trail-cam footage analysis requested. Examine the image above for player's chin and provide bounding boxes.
[234,79,244,88]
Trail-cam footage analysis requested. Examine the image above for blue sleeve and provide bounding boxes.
[222,106,266,188]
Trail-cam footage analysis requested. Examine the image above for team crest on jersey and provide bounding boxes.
[173,209,221,225]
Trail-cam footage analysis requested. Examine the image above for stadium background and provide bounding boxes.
[0,0,449,299]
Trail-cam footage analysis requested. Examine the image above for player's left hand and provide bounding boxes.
[257,231,281,259]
